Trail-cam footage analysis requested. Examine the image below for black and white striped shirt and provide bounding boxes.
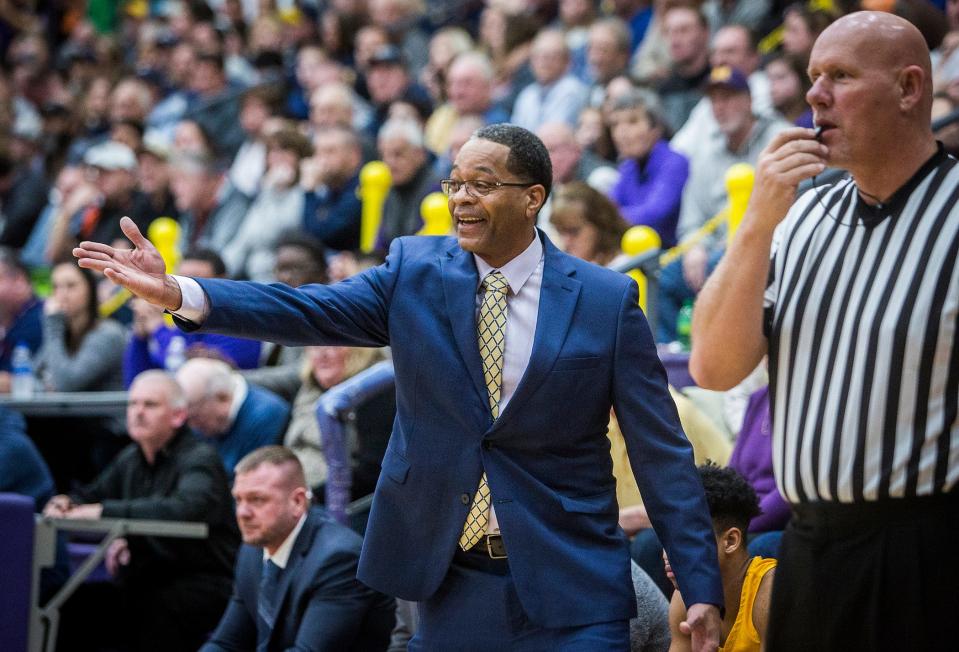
[764,146,959,504]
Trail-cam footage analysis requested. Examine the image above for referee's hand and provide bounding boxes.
[750,127,828,231]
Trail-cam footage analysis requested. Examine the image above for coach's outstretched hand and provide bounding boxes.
[74,216,184,311]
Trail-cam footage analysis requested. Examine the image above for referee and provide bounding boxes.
[690,11,957,651]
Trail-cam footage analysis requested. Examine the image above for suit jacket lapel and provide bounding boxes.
[494,237,581,429]
[441,246,488,408]
[268,513,317,640]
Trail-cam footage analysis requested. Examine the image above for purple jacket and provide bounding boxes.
[608,140,689,248]
[727,385,791,533]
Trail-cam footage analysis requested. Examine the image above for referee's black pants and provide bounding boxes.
[766,492,958,652]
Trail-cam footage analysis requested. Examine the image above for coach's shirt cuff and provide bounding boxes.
[171,275,210,324]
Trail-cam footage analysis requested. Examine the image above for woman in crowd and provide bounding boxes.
[781,3,834,62]
[606,88,689,248]
[765,52,813,127]
[549,180,629,267]
[284,346,394,500]
[36,260,125,392]
[33,261,127,489]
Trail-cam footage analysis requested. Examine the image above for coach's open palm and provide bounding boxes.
[74,216,183,311]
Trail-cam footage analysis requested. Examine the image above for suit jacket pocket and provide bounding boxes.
[559,488,616,514]
[552,356,601,372]
[381,448,410,484]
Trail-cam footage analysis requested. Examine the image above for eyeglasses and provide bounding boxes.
[440,178,535,197]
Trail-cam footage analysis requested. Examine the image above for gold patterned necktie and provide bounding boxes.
[459,270,509,551]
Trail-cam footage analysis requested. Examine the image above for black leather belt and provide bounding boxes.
[484,533,507,559]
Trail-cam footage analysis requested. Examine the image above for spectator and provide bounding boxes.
[419,26,474,105]
[478,6,539,113]
[242,232,329,402]
[0,405,54,508]
[124,248,262,385]
[576,105,617,163]
[538,121,620,194]
[130,133,179,227]
[146,40,198,142]
[172,118,218,159]
[308,82,378,159]
[289,43,330,120]
[202,446,396,652]
[365,45,433,137]
[671,23,774,157]
[0,133,49,248]
[667,463,776,652]
[607,88,689,247]
[108,77,154,127]
[188,51,246,158]
[0,247,43,391]
[46,140,144,263]
[284,346,392,497]
[36,261,124,392]
[433,113,485,177]
[300,126,365,251]
[368,0,430,78]
[424,51,510,157]
[611,0,656,52]
[659,65,789,343]
[764,52,813,127]
[701,0,772,36]
[169,150,251,251]
[223,127,313,280]
[44,370,239,652]
[584,17,633,107]
[176,357,290,481]
[228,84,284,199]
[511,29,589,131]
[780,3,833,63]
[376,118,444,249]
[630,0,674,86]
[657,3,712,132]
[549,181,629,266]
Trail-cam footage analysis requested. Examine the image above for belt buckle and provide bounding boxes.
[486,533,507,559]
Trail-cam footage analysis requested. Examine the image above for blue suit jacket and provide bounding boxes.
[183,233,723,627]
[201,508,395,652]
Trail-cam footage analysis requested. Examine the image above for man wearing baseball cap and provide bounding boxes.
[48,141,150,262]
[656,65,791,343]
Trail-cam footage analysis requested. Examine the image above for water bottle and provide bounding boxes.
[11,343,35,399]
[165,335,187,371]
[676,300,694,352]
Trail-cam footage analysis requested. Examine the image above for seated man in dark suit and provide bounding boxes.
[43,369,239,651]
[176,357,290,480]
[203,446,395,652]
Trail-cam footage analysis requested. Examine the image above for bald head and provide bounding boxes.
[817,11,931,79]
[807,11,936,194]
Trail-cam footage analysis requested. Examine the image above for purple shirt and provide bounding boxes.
[608,140,689,248]
[727,385,791,533]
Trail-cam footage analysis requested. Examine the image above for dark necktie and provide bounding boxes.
[257,559,281,650]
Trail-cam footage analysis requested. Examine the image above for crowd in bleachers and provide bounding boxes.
[1,0,958,649]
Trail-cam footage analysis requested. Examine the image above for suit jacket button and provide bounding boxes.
[482,440,492,450]
[460,493,470,505]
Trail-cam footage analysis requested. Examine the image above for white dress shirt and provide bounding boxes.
[263,512,308,568]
